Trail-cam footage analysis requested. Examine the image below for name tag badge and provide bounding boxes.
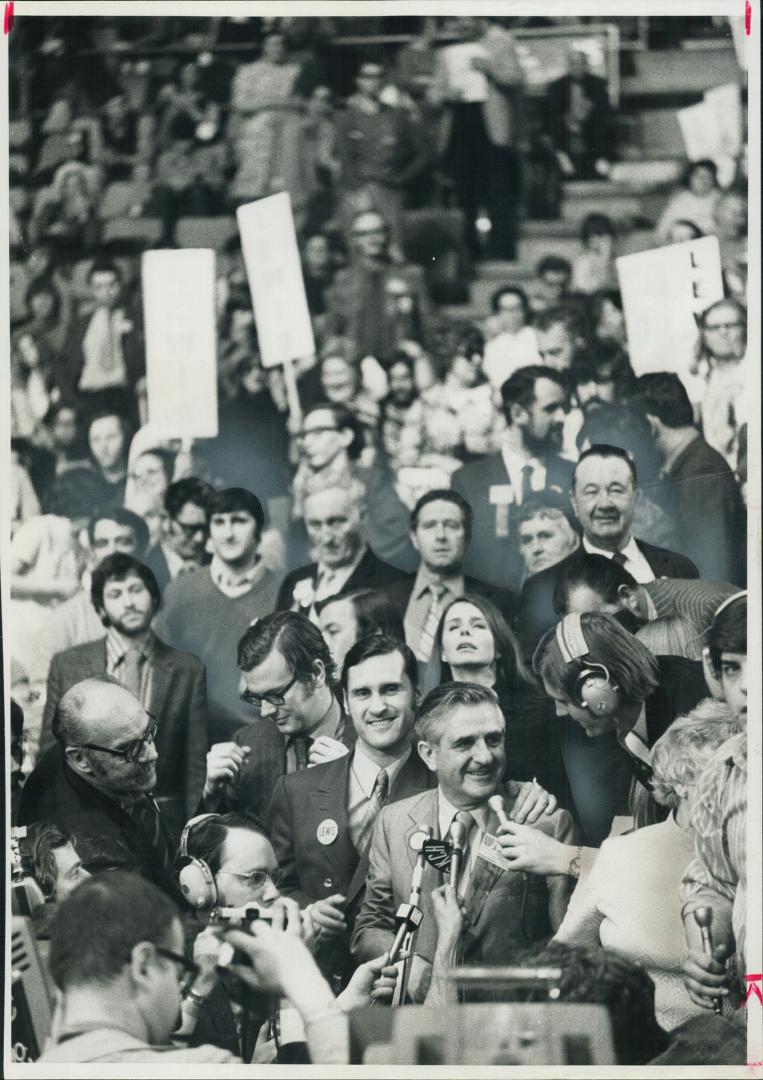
[316,819,339,846]
[477,832,513,872]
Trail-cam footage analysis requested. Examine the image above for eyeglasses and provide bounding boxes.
[241,675,299,709]
[154,946,200,993]
[704,321,742,332]
[171,518,207,538]
[217,868,285,892]
[71,717,158,763]
[298,426,339,441]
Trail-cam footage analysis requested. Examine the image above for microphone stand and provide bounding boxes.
[388,827,431,1007]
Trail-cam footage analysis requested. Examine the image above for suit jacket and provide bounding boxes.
[518,540,700,657]
[268,747,435,987]
[276,547,408,613]
[545,73,611,163]
[451,451,575,590]
[40,634,208,821]
[351,786,578,997]
[58,304,145,402]
[17,746,182,902]
[385,571,519,630]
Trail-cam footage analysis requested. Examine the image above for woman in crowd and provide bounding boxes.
[436,593,563,789]
[397,324,503,477]
[317,588,405,671]
[31,161,102,257]
[318,338,381,440]
[656,159,721,242]
[695,297,747,470]
[10,330,58,446]
[554,699,738,1031]
[481,285,541,390]
[572,213,618,294]
[588,289,628,350]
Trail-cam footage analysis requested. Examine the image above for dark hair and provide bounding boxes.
[48,873,180,991]
[384,350,416,377]
[87,259,122,284]
[319,589,405,644]
[410,488,473,542]
[533,304,589,343]
[553,554,638,616]
[87,506,150,556]
[132,447,175,486]
[500,364,566,425]
[206,487,265,533]
[537,255,572,279]
[631,372,694,429]
[451,323,484,360]
[25,276,62,319]
[415,681,501,745]
[707,593,746,675]
[698,297,746,331]
[573,442,638,490]
[91,554,161,616]
[238,610,337,688]
[42,468,113,519]
[590,289,623,324]
[165,476,215,520]
[683,158,718,188]
[490,284,531,321]
[340,632,418,697]
[182,812,270,878]
[568,341,635,396]
[667,218,703,240]
[302,402,365,461]
[27,823,75,900]
[87,409,132,444]
[512,940,669,1064]
[436,593,535,692]
[581,212,616,245]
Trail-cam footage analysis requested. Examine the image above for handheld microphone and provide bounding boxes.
[448,817,468,888]
[388,825,431,965]
[693,906,723,1014]
[488,794,511,830]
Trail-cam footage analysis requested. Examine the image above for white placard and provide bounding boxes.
[616,236,725,383]
[142,248,218,438]
[236,192,315,371]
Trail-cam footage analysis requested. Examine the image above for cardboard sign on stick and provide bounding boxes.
[236,192,315,372]
[616,236,725,384]
[142,248,218,438]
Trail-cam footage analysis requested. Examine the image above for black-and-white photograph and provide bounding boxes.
[3,3,760,1072]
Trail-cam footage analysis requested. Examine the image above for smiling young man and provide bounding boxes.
[267,635,434,990]
[154,488,280,743]
[352,682,577,1000]
[40,553,208,828]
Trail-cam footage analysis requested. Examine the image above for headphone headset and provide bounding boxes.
[178,814,220,910]
[554,612,620,717]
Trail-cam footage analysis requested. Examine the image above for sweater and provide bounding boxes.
[153,565,280,743]
[555,814,703,1031]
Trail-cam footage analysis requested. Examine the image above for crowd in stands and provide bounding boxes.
[7,13,752,1068]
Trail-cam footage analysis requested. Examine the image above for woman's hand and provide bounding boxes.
[496,821,574,876]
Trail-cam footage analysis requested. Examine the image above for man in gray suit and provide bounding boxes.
[352,682,578,1001]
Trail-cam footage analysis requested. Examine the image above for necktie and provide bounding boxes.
[128,795,170,869]
[120,648,143,700]
[452,810,477,897]
[288,734,312,772]
[612,551,628,567]
[416,584,447,663]
[353,768,389,853]
[519,463,534,504]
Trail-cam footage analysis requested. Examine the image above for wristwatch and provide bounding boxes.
[567,846,583,879]
[182,987,207,1007]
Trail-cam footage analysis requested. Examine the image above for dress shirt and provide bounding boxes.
[582,534,656,584]
[437,790,491,876]
[313,545,368,605]
[79,307,128,390]
[285,697,345,775]
[210,555,269,599]
[404,565,465,653]
[500,443,546,505]
[105,627,155,709]
[347,741,412,843]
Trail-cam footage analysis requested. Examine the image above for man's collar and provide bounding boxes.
[412,562,464,600]
[105,625,154,659]
[210,554,265,591]
[352,740,412,795]
[316,543,367,583]
[437,788,490,838]
[583,534,639,560]
[660,430,701,476]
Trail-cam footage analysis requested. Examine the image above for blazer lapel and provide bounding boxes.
[147,637,174,717]
[312,755,356,883]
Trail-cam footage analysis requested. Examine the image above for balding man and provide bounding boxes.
[18,677,180,900]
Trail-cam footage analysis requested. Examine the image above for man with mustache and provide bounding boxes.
[519,444,698,653]
[568,342,635,419]
[352,682,577,1001]
[18,676,182,901]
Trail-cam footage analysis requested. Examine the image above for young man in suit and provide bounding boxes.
[385,489,518,662]
[276,484,406,618]
[18,677,182,901]
[352,682,577,1001]
[519,443,699,654]
[41,553,208,831]
[267,635,433,990]
[451,365,574,590]
[201,611,354,825]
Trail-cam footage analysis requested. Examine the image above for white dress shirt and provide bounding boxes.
[499,444,546,504]
[347,741,411,838]
[582,535,656,584]
[437,790,491,880]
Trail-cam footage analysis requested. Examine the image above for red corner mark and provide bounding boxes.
[740,973,763,1007]
[3,1,13,34]
[745,0,752,35]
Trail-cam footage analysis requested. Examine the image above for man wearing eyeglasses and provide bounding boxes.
[18,676,182,901]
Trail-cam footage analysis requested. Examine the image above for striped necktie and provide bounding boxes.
[352,768,389,853]
[416,583,447,662]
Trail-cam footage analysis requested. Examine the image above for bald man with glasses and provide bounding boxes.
[18,676,183,901]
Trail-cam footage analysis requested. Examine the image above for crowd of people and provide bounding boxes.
[7,13,752,1068]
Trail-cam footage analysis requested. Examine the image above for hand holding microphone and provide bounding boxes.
[447,816,468,888]
[693,907,725,1014]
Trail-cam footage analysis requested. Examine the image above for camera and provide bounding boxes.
[208,903,277,1013]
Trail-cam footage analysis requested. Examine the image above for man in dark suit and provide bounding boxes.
[40,553,208,834]
[276,485,407,616]
[519,443,699,655]
[352,682,578,1001]
[200,611,354,824]
[17,677,182,902]
[544,47,611,179]
[385,489,518,662]
[451,365,574,590]
[632,373,746,586]
[268,635,435,991]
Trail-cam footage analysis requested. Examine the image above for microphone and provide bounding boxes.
[693,906,723,1014]
[448,817,468,888]
[387,825,431,965]
[488,794,511,831]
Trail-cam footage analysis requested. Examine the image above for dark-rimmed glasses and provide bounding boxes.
[241,675,298,709]
[70,716,158,763]
[216,868,285,892]
[154,946,199,993]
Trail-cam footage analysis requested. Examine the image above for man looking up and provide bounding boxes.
[154,487,280,743]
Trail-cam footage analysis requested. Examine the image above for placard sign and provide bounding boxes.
[142,248,218,438]
[236,192,315,371]
[616,236,725,382]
